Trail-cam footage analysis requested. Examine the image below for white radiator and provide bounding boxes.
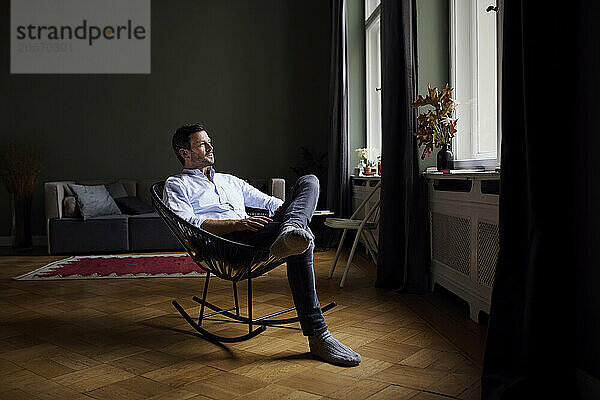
[425,171,500,322]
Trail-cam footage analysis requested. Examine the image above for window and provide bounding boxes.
[450,0,501,168]
[366,0,382,162]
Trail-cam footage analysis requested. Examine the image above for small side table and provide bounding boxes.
[310,210,336,250]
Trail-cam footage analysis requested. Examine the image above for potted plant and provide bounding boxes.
[0,141,41,248]
[355,148,379,175]
[363,159,377,175]
[411,84,458,171]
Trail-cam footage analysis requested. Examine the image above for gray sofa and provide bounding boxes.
[45,178,286,255]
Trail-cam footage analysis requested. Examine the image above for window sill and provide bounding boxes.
[350,174,381,179]
[423,168,500,180]
[452,158,499,170]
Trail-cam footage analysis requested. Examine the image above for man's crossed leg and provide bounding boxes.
[223,175,361,366]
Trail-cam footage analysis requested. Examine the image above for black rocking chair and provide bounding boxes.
[150,182,337,343]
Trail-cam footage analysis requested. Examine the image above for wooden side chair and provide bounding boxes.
[325,181,381,288]
[150,182,336,343]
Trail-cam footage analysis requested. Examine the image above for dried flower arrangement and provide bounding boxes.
[411,84,458,159]
[0,141,41,197]
[355,147,378,167]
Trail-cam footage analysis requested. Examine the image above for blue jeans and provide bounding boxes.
[223,174,328,336]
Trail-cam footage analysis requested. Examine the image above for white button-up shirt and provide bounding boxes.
[163,168,284,228]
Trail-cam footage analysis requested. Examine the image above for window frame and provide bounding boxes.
[449,0,502,170]
[365,2,382,163]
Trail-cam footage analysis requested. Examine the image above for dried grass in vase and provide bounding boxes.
[0,141,42,198]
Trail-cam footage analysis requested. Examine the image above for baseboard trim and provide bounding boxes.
[577,368,600,400]
[0,236,47,247]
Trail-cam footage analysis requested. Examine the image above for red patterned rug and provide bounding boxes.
[14,253,207,281]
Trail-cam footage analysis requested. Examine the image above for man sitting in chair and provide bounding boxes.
[163,122,361,366]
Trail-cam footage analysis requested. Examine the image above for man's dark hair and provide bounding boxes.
[172,122,206,165]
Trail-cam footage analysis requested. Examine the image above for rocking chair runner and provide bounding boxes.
[150,182,337,343]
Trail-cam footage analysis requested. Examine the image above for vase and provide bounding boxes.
[10,193,33,248]
[437,143,454,171]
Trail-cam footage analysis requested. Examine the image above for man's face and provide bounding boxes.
[181,130,214,169]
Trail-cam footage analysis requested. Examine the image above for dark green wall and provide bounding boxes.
[0,0,332,237]
[416,0,449,170]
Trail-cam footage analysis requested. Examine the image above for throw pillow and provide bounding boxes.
[114,196,154,215]
[105,182,128,199]
[68,184,122,220]
[63,196,81,218]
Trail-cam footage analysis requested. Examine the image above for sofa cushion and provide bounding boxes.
[105,182,128,199]
[68,184,121,220]
[128,213,182,251]
[48,215,129,254]
[114,196,154,215]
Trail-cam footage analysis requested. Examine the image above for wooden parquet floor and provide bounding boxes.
[0,249,483,399]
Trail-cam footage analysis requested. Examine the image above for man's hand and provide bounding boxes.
[235,216,273,232]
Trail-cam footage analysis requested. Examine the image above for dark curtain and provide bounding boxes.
[375,0,429,291]
[327,0,350,217]
[482,1,600,398]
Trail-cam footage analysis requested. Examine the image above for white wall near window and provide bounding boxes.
[450,0,499,167]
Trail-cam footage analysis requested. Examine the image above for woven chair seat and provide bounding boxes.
[151,182,286,282]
